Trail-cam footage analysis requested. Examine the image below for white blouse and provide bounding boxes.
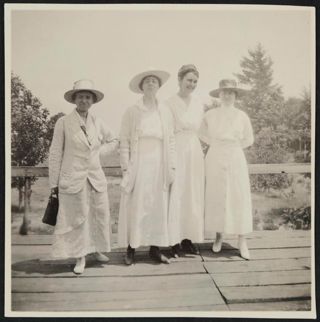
[201,106,254,148]
[138,108,163,139]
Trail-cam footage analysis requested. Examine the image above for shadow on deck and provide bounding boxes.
[11,230,312,313]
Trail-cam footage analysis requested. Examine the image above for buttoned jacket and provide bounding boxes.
[49,109,117,194]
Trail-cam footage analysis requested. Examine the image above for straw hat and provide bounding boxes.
[129,68,170,94]
[64,79,104,104]
[209,79,248,98]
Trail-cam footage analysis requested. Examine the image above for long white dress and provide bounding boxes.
[118,106,170,248]
[166,94,205,243]
[201,106,254,237]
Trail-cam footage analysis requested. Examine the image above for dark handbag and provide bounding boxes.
[42,192,59,226]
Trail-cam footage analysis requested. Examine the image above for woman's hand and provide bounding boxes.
[51,187,59,198]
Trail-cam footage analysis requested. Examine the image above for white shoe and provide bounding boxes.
[212,239,223,253]
[238,237,250,260]
[95,252,110,263]
[73,256,86,274]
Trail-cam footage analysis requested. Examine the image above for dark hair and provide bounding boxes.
[178,64,199,80]
[72,90,97,103]
[139,75,162,91]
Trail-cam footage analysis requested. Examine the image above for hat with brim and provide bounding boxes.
[209,79,248,98]
[129,69,170,94]
[64,79,104,104]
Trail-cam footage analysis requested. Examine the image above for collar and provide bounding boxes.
[74,108,90,127]
[135,97,159,112]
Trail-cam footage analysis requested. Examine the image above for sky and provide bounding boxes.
[7,4,314,133]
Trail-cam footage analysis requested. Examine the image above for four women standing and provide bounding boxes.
[49,72,254,273]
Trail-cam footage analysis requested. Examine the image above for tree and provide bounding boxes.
[45,112,65,144]
[280,88,311,163]
[235,44,291,192]
[235,43,285,135]
[292,89,311,162]
[11,73,50,210]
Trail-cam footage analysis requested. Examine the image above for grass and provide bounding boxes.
[11,175,311,235]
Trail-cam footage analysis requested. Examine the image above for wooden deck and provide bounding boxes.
[11,230,312,313]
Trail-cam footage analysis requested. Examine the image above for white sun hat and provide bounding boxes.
[64,79,104,104]
[129,68,170,94]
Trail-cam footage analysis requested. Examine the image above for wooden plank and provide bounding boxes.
[211,270,311,287]
[204,258,311,274]
[210,230,311,239]
[201,247,311,262]
[12,286,225,311]
[229,300,311,311]
[11,246,202,267]
[140,304,229,311]
[11,163,312,178]
[248,163,311,174]
[12,274,215,293]
[200,237,311,250]
[11,166,122,178]
[219,284,311,304]
[12,230,311,246]
[12,260,206,278]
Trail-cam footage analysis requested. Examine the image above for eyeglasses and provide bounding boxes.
[80,125,92,146]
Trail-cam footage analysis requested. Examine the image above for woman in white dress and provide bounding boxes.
[49,79,118,274]
[166,64,204,257]
[117,68,176,265]
[201,79,254,260]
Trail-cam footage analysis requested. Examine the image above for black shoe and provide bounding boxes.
[124,245,135,265]
[181,239,200,255]
[171,243,181,258]
[149,246,170,264]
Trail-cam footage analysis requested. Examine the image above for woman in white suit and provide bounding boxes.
[49,79,118,274]
[117,68,176,265]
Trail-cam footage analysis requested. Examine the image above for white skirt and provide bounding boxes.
[168,132,204,244]
[118,137,169,248]
[51,180,111,259]
[205,145,253,237]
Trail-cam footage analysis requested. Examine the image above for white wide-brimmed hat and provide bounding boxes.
[209,79,248,98]
[64,79,104,104]
[129,68,170,94]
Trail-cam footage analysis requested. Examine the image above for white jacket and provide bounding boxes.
[49,109,118,194]
[119,98,176,193]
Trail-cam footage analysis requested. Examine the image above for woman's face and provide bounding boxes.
[179,72,198,95]
[141,76,160,95]
[219,89,236,105]
[74,91,95,113]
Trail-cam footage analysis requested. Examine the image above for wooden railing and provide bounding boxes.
[11,164,311,234]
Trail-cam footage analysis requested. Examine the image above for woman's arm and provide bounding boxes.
[119,108,132,172]
[240,113,254,149]
[49,117,65,189]
[198,114,210,145]
[167,106,176,170]
[99,119,119,156]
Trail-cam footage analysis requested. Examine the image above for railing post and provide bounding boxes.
[19,177,30,235]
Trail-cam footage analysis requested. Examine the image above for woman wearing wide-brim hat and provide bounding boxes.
[200,79,254,260]
[49,79,118,274]
[117,68,176,265]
